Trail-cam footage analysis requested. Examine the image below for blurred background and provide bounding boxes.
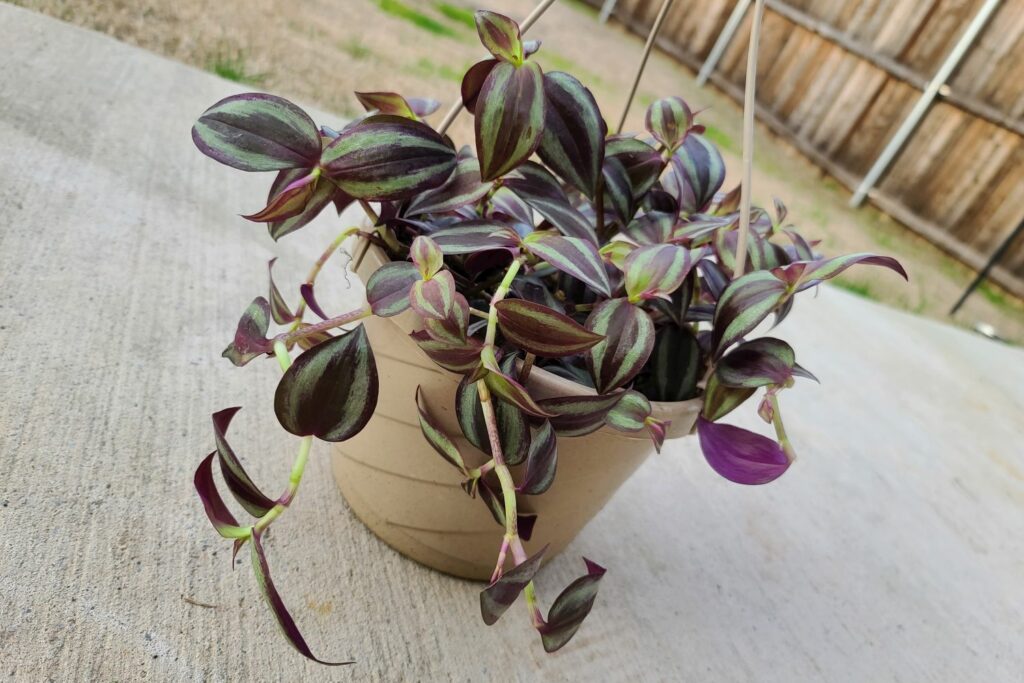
[14,0,1023,341]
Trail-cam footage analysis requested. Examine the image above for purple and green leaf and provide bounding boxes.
[584,298,656,394]
[495,298,604,358]
[475,61,545,181]
[538,558,606,653]
[537,71,606,199]
[519,420,557,495]
[222,297,273,367]
[525,233,611,297]
[416,386,467,475]
[480,545,548,625]
[212,407,276,517]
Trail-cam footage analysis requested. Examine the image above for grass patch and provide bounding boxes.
[434,2,476,29]
[540,51,605,89]
[408,57,466,83]
[378,0,456,37]
[206,51,265,85]
[701,123,737,154]
[341,38,372,60]
[831,278,877,301]
[978,281,1011,309]
[564,0,599,17]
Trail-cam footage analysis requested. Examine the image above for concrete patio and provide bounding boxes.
[1,5,1023,680]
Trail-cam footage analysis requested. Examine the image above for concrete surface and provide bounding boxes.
[2,5,1023,681]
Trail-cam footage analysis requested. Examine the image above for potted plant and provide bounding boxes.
[191,7,906,665]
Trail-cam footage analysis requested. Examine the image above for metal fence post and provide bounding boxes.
[849,0,1000,207]
[696,0,754,86]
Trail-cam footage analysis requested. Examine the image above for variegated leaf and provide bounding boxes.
[456,370,530,465]
[525,233,611,297]
[405,156,493,216]
[605,137,663,199]
[538,393,622,437]
[785,253,908,292]
[665,134,725,215]
[475,10,524,64]
[243,173,316,223]
[717,337,795,388]
[645,96,693,152]
[193,452,250,540]
[701,372,755,421]
[410,235,444,280]
[481,545,548,625]
[366,262,421,317]
[212,407,275,518]
[604,390,651,432]
[266,168,349,241]
[601,155,635,225]
[322,115,456,200]
[584,298,656,394]
[475,61,545,181]
[635,324,701,402]
[410,270,456,321]
[274,326,378,441]
[538,558,606,653]
[495,298,604,357]
[461,58,499,112]
[354,91,417,119]
[430,220,521,255]
[412,330,483,374]
[537,71,606,199]
[711,271,789,355]
[519,421,557,495]
[622,244,700,303]
[222,297,273,367]
[192,93,321,171]
[503,162,597,243]
[416,386,466,474]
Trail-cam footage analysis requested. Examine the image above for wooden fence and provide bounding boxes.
[588,0,1024,297]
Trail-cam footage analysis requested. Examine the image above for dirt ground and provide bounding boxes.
[13,0,1024,342]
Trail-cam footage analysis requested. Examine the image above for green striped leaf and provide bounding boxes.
[717,337,795,389]
[410,236,444,280]
[495,298,604,357]
[267,259,295,325]
[635,324,701,402]
[484,365,556,418]
[405,155,493,216]
[475,61,545,181]
[430,220,521,255]
[584,298,656,394]
[242,174,315,223]
[664,133,725,215]
[787,253,908,291]
[249,529,353,666]
[605,137,663,199]
[519,421,557,495]
[538,558,606,653]
[265,168,349,241]
[481,545,547,625]
[354,91,417,119]
[624,212,675,245]
[645,96,693,152]
[416,386,466,475]
[411,330,483,375]
[504,162,597,243]
[538,393,623,437]
[455,369,530,465]
[322,115,456,201]
[366,262,421,317]
[712,271,789,356]
[192,93,321,171]
[193,452,250,540]
[605,390,651,432]
[525,234,611,297]
[475,10,524,65]
[537,71,606,199]
[601,155,635,225]
[222,297,273,367]
[701,371,755,421]
[622,244,701,303]
[461,58,499,112]
[211,407,275,517]
[274,326,378,442]
[410,270,456,321]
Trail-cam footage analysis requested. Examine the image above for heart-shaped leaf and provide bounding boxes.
[623,244,701,303]
[212,407,275,517]
[504,162,597,243]
[223,297,273,367]
[480,545,548,625]
[249,529,353,666]
[538,558,606,652]
[193,452,251,540]
[322,115,456,201]
[696,416,791,485]
[410,270,456,320]
[366,262,421,317]
[537,71,606,199]
[416,386,466,475]
[274,326,378,441]
[584,298,655,394]
[645,96,693,152]
[475,10,524,64]
[475,61,545,181]
[717,338,795,388]
[192,93,321,171]
[525,234,611,297]
[520,421,557,494]
[665,134,725,215]
[495,299,604,357]
[712,271,789,356]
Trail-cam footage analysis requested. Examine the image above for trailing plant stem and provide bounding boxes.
[278,306,372,345]
[769,393,797,462]
[484,256,526,348]
[290,227,362,327]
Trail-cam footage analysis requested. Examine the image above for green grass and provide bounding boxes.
[540,51,605,89]
[564,0,599,17]
[978,281,1011,309]
[341,38,372,60]
[701,123,737,154]
[433,2,476,29]
[207,51,265,85]
[378,0,456,37]
[830,277,877,301]
[408,57,466,82]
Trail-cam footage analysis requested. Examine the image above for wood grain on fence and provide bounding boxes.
[589,0,1024,296]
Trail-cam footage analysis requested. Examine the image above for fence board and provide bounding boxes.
[588,0,1024,296]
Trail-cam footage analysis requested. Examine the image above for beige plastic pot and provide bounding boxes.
[332,243,702,581]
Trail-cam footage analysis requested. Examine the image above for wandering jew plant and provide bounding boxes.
[191,8,906,665]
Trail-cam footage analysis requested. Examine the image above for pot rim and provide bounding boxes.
[352,240,703,425]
